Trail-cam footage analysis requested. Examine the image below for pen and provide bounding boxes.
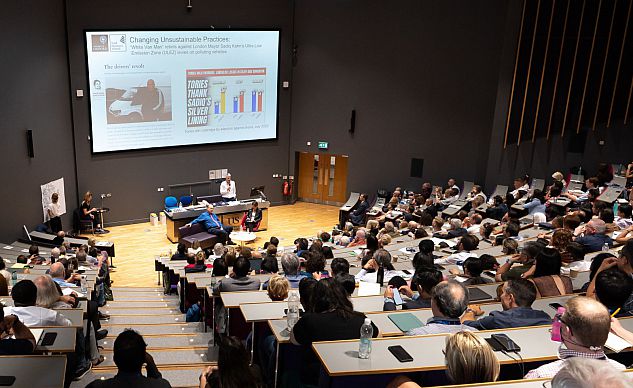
[611,308,621,318]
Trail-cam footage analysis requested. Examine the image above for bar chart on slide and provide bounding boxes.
[186,67,266,128]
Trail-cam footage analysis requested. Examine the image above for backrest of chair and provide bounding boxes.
[165,196,178,209]
[179,223,204,237]
[180,195,193,207]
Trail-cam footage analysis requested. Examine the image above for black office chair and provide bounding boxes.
[73,208,94,235]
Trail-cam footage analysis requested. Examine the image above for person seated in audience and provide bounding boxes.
[480,254,500,272]
[355,249,405,283]
[615,203,633,229]
[211,258,228,278]
[388,331,499,388]
[294,237,309,256]
[586,241,633,314]
[495,240,543,282]
[349,193,369,226]
[487,195,508,221]
[479,222,495,242]
[330,257,350,276]
[444,234,479,264]
[6,280,72,326]
[262,236,280,250]
[384,269,442,310]
[322,245,334,260]
[16,254,27,264]
[199,336,262,388]
[599,208,618,234]
[406,281,476,335]
[185,251,211,273]
[256,245,279,274]
[334,273,356,296]
[465,214,483,234]
[212,257,261,294]
[453,257,493,285]
[560,241,584,265]
[550,228,573,258]
[87,329,170,387]
[463,279,551,329]
[438,188,460,208]
[0,257,10,284]
[378,222,401,239]
[0,304,35,355]
[523,247,573,297]
[466,184,487,204]
[290,278,379,386]
[306,253,329,279]
[266,275,289,302]
[27,245,43,265]
[524,296,625,378]
[209,243,225,259]
[615,224,633,244]
[49,247,61,263]
[594,269,633,317]
[49,261,79,287]
[434,218,467,239]
[365,220,380,236]
[564,177,600,203]
[379,234,392,248]
[523,189,546,215]
[347,229,366,247]
[185,204,234,245]
[263,253,306,289]
[501,238,519,255]
[575,219,613,253]
[551,357,631,388]
[510,175,530,199]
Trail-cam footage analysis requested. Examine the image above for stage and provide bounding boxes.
[85,202,339,287]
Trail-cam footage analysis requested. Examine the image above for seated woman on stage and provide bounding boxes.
[80,191,98,227]
[243,202,262,232]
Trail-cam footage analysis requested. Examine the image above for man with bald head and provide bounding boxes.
[50,262,77,287]
[524,296,626,378]
[186,204,233,244]
[575,219,613,253]
[406,280,477,335]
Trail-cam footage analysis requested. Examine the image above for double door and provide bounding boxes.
[297,152,348,205]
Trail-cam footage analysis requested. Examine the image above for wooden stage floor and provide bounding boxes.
[87,202,339,287]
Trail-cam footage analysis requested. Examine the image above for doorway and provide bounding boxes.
[296,152,348,205]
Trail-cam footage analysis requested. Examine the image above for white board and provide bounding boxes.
[41,177,67,222]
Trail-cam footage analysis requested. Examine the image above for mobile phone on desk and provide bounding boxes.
[484,337,505,352]
[0,376,16,386]
[549,302,564,311]
[388,345,413,362]
[490,333,521,352]
[38,332,57,347]
[402,270,411,275]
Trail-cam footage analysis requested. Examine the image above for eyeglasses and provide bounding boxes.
[542,380,552,388]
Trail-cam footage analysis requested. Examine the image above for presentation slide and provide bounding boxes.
[85,30,280,153]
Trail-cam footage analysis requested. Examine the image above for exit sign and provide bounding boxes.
[318,141,328,149]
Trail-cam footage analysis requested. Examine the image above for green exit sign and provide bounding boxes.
[318,141,328,149]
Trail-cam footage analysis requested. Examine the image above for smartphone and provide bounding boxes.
[392,289,404,306]
[491,333,521,352]
[38,332,57,347]
[76,269,86,274]
[388,345,414,362]
[402,270,411,275]
[484,337,505,352]
[0,376,16,386]
[549,302,564,311]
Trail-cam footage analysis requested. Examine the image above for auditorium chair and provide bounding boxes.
[179,195,193,207]
[72,208,94,235]
[164,196,178,210]
[178,223,219,250]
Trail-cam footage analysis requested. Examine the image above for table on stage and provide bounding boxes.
[164,200,270,243]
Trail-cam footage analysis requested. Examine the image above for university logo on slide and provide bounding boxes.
[110,34,127,52]
[91,35,109,52]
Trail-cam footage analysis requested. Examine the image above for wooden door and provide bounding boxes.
[297,152,348,205]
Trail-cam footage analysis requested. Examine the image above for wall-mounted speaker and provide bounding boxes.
[410,158,424,178]
[349,109,356,134]
[26,129,34,158]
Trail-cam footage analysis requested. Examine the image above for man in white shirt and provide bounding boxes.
[5,280,71,327]
[220,173,236,202]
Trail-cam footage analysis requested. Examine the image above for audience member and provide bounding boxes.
[355,249,404,283]
[384,270,442,311]
[529,247,573,297]
[264,253,306,289]
[575,219,612,253]
[330,257,350,276]
[586,241,633,315]
[86,329,171,387]
[495,241,542,281]
[266,275,289,301]
[291,278,379,386]
[212,257,261,294]
[406,281,475,335]
[199,336,262,388]
[0,304,35,355]
[594,269,633,317]
[463,279,551,329]
[551,358,632,388]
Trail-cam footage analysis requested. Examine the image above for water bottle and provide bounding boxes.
[376,264,384,287]
[80,275,87,293]
[602,243,610,252]
[287,290,300,329]
[11,271,17,286]
[358,318,374,359]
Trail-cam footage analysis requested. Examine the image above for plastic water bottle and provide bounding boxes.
[602,243,610,252]
[359,318,373,359]
[11,271,17,286]
[287,290,300,329]
[80,275,87,293]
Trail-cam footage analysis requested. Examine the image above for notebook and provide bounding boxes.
[388,313,424,332]
[604,332,633,353]
[357,282,381,296]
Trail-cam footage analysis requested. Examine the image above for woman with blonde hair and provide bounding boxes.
[80,191,97,228]
[267,275,290,301]
[388,331,499,387]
